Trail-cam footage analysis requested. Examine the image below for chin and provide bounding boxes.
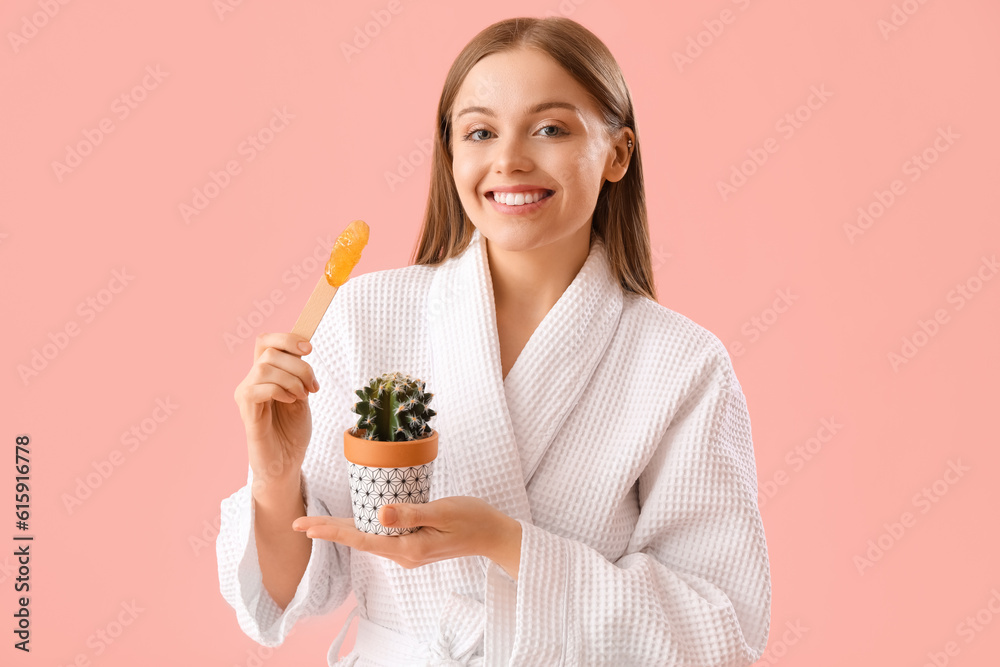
[475,222,548,251]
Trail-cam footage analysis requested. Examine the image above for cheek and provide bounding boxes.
[551,147,604,195]
[451,156,479,196]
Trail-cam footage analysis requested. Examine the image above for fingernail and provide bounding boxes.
[298,341,311,353]
[382,506,396,524]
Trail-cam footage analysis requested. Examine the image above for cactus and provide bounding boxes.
[350,372,436,441]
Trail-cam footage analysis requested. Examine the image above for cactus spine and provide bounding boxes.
[351,372,436,441]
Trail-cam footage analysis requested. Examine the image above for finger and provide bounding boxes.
[295,519,359,547]
[242,382,299,405]
[294,516,432,564]
[292,516,353,531]
[379,503,430,530]
[254,332,313,362]
[302,521,399,554]
[256,347,320,392]
[252,360,313,400]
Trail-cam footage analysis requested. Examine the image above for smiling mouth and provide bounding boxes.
[486,190,555,205]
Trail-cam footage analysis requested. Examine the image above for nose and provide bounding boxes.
[492,134,534,174]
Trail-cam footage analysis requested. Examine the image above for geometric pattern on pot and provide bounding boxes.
[347,462,434,535]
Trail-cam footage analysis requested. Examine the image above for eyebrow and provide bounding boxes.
[454,101,580,121]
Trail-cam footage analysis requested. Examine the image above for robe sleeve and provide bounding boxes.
[216,300,359,647]
[484,350,771,666]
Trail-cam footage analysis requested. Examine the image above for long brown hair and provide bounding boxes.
[409,16,656,303]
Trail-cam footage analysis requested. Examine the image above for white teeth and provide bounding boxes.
[492,190,550,205]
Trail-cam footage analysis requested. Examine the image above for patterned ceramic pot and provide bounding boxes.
[343,427,438,535]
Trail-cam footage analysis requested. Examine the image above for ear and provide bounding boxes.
[603,127,635,184]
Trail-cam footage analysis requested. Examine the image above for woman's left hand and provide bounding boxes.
[292,496,522,580]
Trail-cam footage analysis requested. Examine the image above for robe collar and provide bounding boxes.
[427,227,623,523]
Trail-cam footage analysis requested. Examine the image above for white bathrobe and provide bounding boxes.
[216,227,772,666]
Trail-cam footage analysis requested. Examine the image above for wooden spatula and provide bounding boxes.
[291,219,369,341]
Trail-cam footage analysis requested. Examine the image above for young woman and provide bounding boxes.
[218,16,771,666]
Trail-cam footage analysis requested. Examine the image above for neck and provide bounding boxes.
[486,223,593,317]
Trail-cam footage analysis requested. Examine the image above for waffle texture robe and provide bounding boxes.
[216,227,772,666]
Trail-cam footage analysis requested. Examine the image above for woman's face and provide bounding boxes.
[449,47,631,253]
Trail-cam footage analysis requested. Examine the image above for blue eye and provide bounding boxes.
[462,129,492,141]
[460,124,567,142]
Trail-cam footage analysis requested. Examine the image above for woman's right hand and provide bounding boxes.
[234,333,321,492]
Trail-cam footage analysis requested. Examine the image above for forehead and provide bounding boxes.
[452,47,600,119]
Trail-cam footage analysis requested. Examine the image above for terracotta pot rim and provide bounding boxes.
[343,427,438,468]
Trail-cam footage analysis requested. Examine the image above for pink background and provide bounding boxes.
[2,0,999,665]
